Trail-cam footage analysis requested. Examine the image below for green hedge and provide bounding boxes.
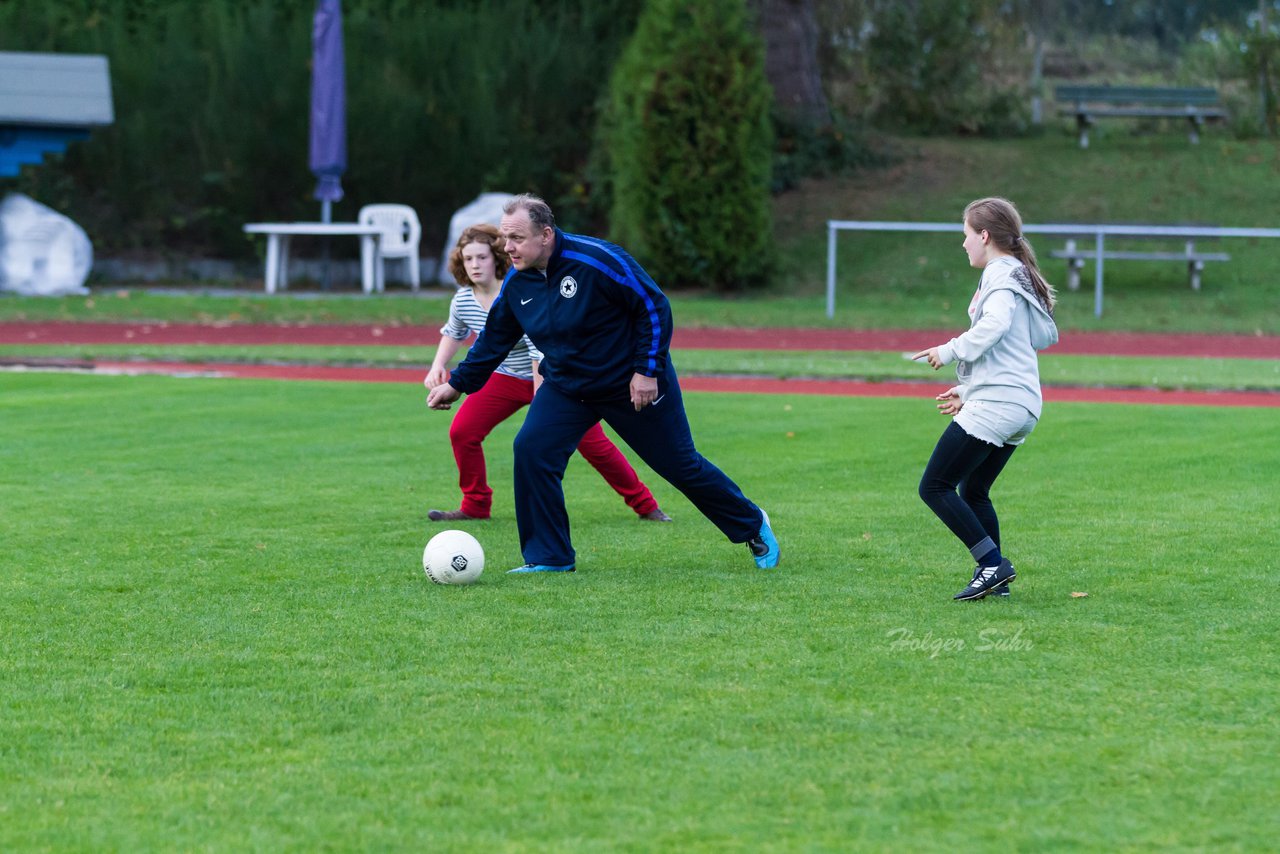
[0,0,643,256]
[601,0,774,292]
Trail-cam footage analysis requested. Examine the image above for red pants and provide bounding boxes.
[446,372,659,519]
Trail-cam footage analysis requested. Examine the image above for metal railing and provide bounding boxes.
[825,220,1280,318]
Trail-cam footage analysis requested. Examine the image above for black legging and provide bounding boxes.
[918,421,1018,555]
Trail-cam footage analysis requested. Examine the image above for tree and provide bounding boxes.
[1244,0,1279,135]
[751,0,830,125]
[602,0,774,291]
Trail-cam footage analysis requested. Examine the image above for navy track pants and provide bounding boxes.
[513,368,764,566]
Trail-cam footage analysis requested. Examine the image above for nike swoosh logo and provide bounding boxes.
[651,394,666,406]
[520,297,533,305]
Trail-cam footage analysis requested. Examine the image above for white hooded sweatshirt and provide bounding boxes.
[936,255,1059,419]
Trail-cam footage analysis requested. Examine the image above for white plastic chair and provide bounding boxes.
[358,203,422,291]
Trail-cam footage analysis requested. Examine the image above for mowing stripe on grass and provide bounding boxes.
[4,360,1279,406]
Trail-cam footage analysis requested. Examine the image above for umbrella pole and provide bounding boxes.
[321,199,332,291]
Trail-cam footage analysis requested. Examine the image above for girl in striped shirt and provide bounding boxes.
[423,223,670,523]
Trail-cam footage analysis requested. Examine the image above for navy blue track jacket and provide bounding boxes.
[447,229,674,402]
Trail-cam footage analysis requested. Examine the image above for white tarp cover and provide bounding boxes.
[0,193,92,295]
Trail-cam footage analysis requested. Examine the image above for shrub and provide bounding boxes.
[770,111,889,193]
[862,0,1032,136]
[601,0,774,291]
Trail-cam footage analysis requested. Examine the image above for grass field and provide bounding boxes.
[3,372,1277,850]
[2,127,1276,849]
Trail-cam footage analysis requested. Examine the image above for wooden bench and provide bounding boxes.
[1055,85,1226,149]
[1050,238,1229,291]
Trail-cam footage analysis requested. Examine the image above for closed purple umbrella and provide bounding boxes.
[309,0,346,223]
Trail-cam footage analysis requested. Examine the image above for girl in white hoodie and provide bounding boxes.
[912,197,1059,601]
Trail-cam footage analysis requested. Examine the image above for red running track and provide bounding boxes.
[3,321,1280,358]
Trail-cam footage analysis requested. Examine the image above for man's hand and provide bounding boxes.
[630,373,658,411]
[427,383,462,410]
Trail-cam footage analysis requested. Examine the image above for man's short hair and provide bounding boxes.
[504,193,556,232]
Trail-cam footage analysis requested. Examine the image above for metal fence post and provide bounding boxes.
[1094,231,1105,317]
[826,222,837,319]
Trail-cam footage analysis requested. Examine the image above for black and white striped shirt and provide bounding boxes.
[441,286,543,380]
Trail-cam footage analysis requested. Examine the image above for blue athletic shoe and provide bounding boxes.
[746,510,780,569]
[507,563,576,574]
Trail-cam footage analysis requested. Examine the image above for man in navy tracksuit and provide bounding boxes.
[426,194,780,574]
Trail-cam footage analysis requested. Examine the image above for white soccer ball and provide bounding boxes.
[423,529,485,585]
